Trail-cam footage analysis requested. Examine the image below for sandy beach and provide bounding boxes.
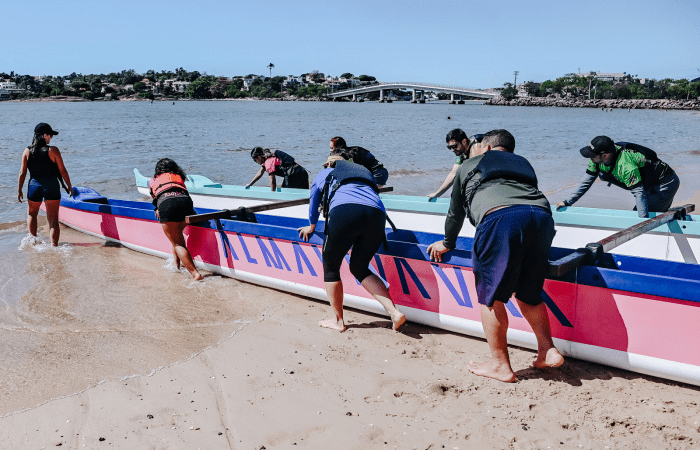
[1,223,699,449]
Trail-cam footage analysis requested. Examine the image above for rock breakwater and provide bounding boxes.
[485,97,700,111]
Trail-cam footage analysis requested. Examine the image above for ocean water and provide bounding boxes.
[1,100,699,415]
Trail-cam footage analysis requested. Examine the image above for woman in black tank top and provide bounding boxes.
[17,123,73,246]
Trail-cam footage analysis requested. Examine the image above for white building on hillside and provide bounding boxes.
[580,72,628,82]
[282,75,304,88]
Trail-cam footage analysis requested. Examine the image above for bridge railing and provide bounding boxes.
[328,81,492,95]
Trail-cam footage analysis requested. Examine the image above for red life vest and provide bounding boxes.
[149,173,187,198]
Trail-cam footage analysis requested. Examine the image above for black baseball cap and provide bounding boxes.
[580,136,614,158]
[34,123,59,136]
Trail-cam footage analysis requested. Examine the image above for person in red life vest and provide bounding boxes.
[246,147,309,191]
[17,123,73,246]
[149,158,203,281]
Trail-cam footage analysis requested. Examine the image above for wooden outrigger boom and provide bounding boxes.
[549,204,695,277]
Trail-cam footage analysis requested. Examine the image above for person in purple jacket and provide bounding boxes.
[297,153,405,332]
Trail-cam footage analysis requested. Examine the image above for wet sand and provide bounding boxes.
[1,223,700,449]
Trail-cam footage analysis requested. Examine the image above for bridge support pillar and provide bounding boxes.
[450,93,456,104]
[419,91,425,103]
[386,90,393,103]
[411,89,417,103]
[379,89,384,102]
[352,93,357,102]
[458,95,465,105]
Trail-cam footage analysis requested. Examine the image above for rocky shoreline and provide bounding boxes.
[2,94,329,103]
[485,97,700,111]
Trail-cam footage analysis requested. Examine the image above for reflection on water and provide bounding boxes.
[0,223,284,416]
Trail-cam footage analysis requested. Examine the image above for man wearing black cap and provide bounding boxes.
[555,136,680,218]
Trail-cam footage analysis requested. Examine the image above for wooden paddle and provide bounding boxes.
[549,204,695,277]
[185,186,394,224]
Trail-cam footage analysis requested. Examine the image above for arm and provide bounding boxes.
[298,172,325,241]
[428,168,467,262]
[556,172,596,209]
[49,146,72,193]
[630,185,649,218]
[246,166,265,188]
[17,148,29,202]
[442,169,468,249]
[427,163,460,198]
[269,173,277,191]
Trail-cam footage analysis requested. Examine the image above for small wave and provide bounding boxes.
[163,257,186,273]
[18,234,73,253]
[388,169,428,177]
[18,234,44,249]
[687,150,700,156]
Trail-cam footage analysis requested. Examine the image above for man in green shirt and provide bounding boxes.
[555,136,679,217]
[428,129,564,383]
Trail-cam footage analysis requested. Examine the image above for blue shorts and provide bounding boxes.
[472,205,555,307]
[27,177,61,202]
[373,167,389,186]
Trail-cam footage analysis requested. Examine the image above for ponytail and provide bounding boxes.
[29,133,47,155]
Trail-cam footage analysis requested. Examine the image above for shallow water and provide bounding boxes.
[1,101,699,415]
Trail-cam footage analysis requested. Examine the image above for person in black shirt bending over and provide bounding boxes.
[329,136,388,188]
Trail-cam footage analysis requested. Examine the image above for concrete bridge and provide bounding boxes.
[327,81,497,103]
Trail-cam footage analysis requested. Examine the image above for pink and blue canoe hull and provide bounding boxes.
[55,191,700,386]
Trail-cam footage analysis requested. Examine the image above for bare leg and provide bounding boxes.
[161,222,203,280]
[360,274,406,330]
[468,302,516,383]
[517,300,564,368]
[320,280,346,331]
[44,200,61,246]
[27,200,42,238]
[172,246,181,270]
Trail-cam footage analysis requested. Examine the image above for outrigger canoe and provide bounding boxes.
[134,169,700,264]
[57,187,700,386]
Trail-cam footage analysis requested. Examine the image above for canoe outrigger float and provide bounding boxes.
[58,186,700,386]
[134,169,700,264]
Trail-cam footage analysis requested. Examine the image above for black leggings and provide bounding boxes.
[322,203,386,283]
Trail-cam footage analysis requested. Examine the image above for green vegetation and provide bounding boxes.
[0,67,367,101]
[507,73,700,100]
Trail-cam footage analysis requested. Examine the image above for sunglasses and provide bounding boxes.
[446,143,460,150]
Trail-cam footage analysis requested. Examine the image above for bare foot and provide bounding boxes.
[533,347,564,369]
[468,359,516,383]
[192,273,204,281]
[391,313,406,331]
[319,318,346,332]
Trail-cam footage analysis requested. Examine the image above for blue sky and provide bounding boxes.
[3,0,698,88]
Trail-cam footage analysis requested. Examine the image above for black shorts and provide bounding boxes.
[283,165,309,189]
[27,177,61,202]
[472,205,555,307]
[157,194,196,223]
[323,203,386,283]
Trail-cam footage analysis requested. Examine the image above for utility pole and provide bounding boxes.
[513,71,519,87]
